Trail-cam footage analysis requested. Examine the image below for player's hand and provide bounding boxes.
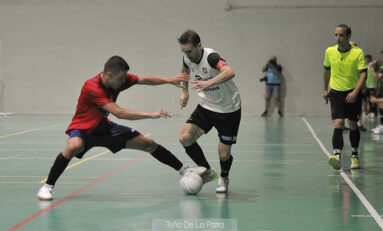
[370,95,378,103]
[191,80,210,92]
[151,110,171,119]
[180,92,189,109]
[346,91,357,103]
[170,73,189,88]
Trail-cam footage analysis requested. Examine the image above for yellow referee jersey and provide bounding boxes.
[323,45,367,91]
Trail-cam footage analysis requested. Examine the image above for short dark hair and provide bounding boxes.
[178,30,201,46]
[337,24,351,36]
[103,56,130,74]
[365,54,372,60]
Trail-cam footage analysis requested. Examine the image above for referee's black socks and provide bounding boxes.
[349,129,360,154]
[332,128,344,155]
[184,142,211,169]
[46,153,70,186]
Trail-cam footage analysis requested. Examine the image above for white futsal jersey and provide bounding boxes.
[183,48,241,113]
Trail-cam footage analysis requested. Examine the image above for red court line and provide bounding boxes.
[7,135,179,231]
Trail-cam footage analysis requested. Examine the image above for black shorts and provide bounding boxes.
[69,121,141,159]
[329,89,362,121]
[366,87,375,98]
[186,104,241,145]
[376,81,383,97]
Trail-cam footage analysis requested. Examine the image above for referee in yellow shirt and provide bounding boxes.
[323,24,367,170]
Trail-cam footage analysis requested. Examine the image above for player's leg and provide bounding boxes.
[367,88,377,118]
[214,108,241,193]
[179,106,212,169]
[216,142,233,193]
[179,123,208,165]
[125,134,184,172]
[179,106,218,183]
[37,135,85,200]
[123,133,205,175]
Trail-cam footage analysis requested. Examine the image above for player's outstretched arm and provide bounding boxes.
[103,102,171,120]
[138,73,189,88]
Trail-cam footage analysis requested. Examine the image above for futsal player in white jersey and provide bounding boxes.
[177,30,241,193]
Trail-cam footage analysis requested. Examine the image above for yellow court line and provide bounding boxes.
[39,133,151,183]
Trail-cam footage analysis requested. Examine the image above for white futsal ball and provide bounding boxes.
[180,171,203,194]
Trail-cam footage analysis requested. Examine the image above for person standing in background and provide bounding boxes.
[261,56,283,117]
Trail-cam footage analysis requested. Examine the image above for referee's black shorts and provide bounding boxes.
[329,89,362,121]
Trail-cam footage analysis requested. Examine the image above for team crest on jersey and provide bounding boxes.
[202,67,208,74]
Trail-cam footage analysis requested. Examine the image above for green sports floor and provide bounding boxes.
[1,115,383,231]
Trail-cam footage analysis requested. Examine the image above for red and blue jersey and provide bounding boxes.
[66,72,139,134]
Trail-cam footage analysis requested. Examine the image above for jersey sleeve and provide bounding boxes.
[357,50,368,72]
[84,83,113,107]
[323,48,331,69]
[120,73,139,91]
[207,53,228,70]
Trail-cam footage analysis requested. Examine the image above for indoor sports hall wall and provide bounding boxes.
[0,0,382,116]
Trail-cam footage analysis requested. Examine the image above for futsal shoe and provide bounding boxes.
[350,155,360,169]
[371,124,383,134]
[179,164,207,176]
[216,177,229,193]
[328,155,341,170]
[37,184,54,201]
[201,168,219,184]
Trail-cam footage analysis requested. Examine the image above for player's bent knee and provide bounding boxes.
[179,134,194,147]
[63,143,84,159]
[219,152,231,160]
[144,138,158,153]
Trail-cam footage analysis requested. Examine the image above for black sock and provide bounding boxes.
[46,153,70,186]
[380,110,383,125]
[332,128,344,151]
[150,145,183,171]
[349,129,360,150]
[220,155,233,178]
[184,142,210,169]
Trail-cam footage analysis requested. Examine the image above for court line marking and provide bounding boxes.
[0,182,91,184]
[38,133,151,183]
[0,176,97,178]
[302,117,383,230]
[0,124,64,139]
[7,134,177,231]
[352,215,383,218]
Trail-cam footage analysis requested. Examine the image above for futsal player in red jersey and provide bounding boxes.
[37,56,205,200]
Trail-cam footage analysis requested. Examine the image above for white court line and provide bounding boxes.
[352,215,383,218]
[0,123,64,139]
[302,117,383,230]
